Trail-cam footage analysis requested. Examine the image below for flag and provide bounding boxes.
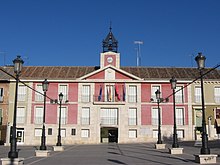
[123,85,126,101]
[115,84,120,101]
[98,86,102,101]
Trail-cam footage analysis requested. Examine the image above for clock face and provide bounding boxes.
[107,57,113,63]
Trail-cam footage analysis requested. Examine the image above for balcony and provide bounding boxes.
[93,95,125,105]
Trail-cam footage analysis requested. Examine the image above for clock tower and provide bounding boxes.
[100,27,120,68]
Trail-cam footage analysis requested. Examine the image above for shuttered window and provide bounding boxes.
[59,85,68,101]
[82,85,90,102]
[57,107,67,125]
[101,108,118,125]
[35,84,44,101]
[152,108,159,125]
[151,86,160,101]
[128,129,137,138]
[175,86,184,103]
[35,107,43,124]
[128,108,137,125]
[128,86,137,103]
[214,87,220,103]
[81,107,90,125]
[195,86,201,103]
[176,108,184,125]
[18,85,26,101]
[17,107,25,124]
[81,129,89,138]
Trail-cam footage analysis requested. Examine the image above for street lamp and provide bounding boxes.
[56,92,63,146]
[170,77,179,148]
[8,56,24,158]
[195,52,210,154]
[40,79,49,150]
[155,89,162,144]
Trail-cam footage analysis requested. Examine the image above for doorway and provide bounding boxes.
[16,128,24,144]
[101,127,118,143]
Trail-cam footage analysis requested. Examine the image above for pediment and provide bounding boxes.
[78,65,142,80]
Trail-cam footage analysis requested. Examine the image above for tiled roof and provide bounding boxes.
[0,66,220,81]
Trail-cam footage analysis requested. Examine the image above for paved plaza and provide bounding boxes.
[0,140,220,165]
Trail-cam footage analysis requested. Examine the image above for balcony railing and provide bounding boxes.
[94,95,125,103]
[100,117,118,125]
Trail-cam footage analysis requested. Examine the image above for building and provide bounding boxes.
[0,29,220,145]
[0,76,9,144]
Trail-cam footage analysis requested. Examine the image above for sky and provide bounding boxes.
[0,0,219,68]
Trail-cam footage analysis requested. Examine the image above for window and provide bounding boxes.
[151,86,160,101]
[214,87,220,103]
[81,129,89,138]
[128,108,137,125]
[195,86,201,103]
[128,85,137,103]
[153,130,158,138]
[18,85,26,101]
[195,109,202,127]
[61,129,66,137]
[81,107,90,125]
[59,84,68,101]
[0,88,3,102]
[176,108,184,125]
[152,108,158,125]
[0,109,2,125]
[177,130,184,139]
[82,85,90,102]
[35,84,44,101]
[17,107,25,124]
[100,108,118,125]
[48,128,52,135]
[71,129,76,135]
[175,86,184,103]
[34,128,42,137]
[34,107,43,124]
[57,107,67,124]
[128,129,137,138]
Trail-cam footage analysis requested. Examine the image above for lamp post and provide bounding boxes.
[56,92,63,146]
[170,77,179,148]
[40,79,49,150]
[8,56,24,158]
[195,52,210,154]
[155,89,162,144]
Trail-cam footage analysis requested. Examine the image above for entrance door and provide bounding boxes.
[108,129,118,143]
[101,127,118,143]
[16,128,24,144]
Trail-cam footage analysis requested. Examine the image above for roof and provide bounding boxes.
[0,66,220,81]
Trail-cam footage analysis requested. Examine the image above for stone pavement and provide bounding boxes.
[0,140,220,165]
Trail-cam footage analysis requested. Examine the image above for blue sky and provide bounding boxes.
[0,0,219,68]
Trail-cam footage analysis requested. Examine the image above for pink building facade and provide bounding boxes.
[3,29,202,145]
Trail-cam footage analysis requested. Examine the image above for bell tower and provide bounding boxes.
[100,27,120,68]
